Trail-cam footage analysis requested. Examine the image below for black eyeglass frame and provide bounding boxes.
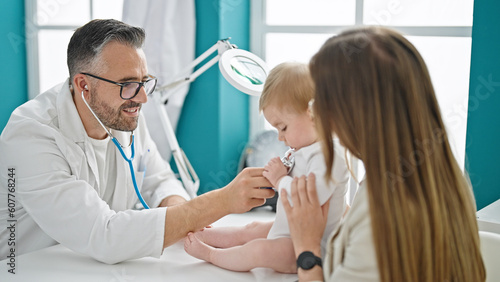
[81,72,158,100]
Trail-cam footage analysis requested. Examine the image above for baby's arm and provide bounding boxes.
[263,157,288,188]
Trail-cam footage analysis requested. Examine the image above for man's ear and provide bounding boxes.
[73,73,89,93]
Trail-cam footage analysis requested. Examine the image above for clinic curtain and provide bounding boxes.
[122,0,196,162]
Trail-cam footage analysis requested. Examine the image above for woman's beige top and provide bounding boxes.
[323,181,380,281]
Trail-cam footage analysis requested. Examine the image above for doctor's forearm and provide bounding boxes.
[158,195,187,207]
[162,188,231,248]
[161,168,274,248]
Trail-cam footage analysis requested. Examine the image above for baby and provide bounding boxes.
[184,62,349,273]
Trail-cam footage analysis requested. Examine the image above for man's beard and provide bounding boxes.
[88,89,141,132]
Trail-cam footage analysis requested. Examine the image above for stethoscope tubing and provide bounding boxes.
[112,136,150,209]
[82,89,150,209]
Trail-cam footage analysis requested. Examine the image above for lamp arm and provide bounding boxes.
[156,43,218,93]
[152,92,199,199]
[181,42,219,75]
[158,55,221,104]
[155,39,235,98]
[151,38,239,197]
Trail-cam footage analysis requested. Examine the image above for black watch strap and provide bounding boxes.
[297,251,322,270]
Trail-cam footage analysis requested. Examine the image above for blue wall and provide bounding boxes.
[177,0,250,194]
[466,0,500,209]
[0,1,27,131]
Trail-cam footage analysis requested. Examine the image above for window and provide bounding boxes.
[251,0,474,203]
[26,0,124,99]
[250,0,473,169]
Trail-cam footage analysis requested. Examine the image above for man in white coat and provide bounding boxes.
[0,19,274,264]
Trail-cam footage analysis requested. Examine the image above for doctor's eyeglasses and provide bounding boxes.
[81,73,157,100]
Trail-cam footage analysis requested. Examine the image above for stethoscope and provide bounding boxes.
[81,88,150,209]
[281,148,295,172]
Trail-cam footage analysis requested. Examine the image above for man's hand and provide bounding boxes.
[162,167,274,248]
[221,167,275,214]
[263,157,288,188]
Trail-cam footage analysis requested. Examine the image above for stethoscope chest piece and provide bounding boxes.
[281,148,295,172]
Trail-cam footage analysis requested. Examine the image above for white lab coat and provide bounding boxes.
[0,80,190,264]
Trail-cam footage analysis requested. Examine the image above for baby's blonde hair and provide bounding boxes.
[259,62,315,114]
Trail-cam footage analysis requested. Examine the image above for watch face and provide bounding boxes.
[303,256,317,269]
[298,251,322,270]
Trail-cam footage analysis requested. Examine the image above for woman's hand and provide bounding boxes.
[281,173,330,255]
[282,173,329,281]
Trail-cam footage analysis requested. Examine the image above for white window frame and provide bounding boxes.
[25,0,123,100]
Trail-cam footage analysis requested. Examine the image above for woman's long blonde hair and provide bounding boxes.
[309,27,485,281]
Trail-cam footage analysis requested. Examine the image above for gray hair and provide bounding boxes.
[67,19,145,85]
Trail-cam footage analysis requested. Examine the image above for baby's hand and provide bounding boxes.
[263,157,288,188]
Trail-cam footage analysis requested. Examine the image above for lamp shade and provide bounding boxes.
[219,49,269,96]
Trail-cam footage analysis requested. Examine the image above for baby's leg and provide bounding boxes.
[197,221,273,248]
[184,233,296,273]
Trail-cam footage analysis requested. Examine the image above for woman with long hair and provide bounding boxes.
[282,26,485,281]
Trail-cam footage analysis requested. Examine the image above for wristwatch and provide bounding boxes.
[296,251,322,270]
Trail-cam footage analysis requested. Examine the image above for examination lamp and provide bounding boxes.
[153,38,269,199]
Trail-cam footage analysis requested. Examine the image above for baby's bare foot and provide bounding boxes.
[184,232,213,262]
